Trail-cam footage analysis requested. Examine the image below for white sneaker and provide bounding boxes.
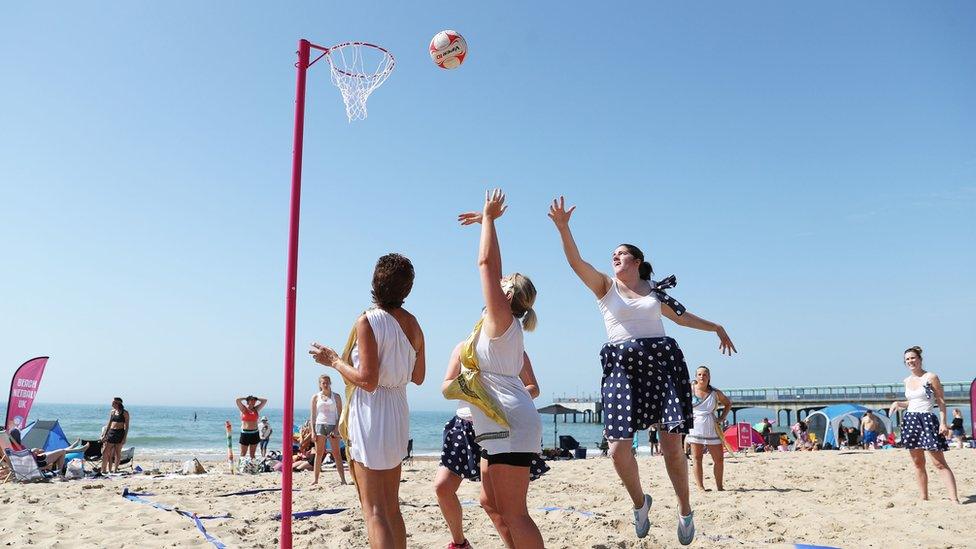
[633,494,652,538]
[677,511,695,545]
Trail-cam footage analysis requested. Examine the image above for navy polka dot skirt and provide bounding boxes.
[600,337,693,439]
[900,412,949,452]
[440,416,549,481]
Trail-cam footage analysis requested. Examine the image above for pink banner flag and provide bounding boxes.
[737,422,752,448]
[6,356,48,431]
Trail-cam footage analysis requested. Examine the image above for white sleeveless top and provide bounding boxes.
[469,318,542,455]
[905,374,936,413]
[314,392,338,425]
[686,390,721,444]
[348,308,417,470]
[598,279,666,344]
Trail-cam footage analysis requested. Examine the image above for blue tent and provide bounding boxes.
[20,419,70,452]
[805,404,892,447]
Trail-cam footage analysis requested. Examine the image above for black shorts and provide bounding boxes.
[240,430,261,446]
[482,451,537,468]
[106,429,126,444]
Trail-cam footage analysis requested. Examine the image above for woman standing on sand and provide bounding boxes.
[950,409,965,449]
[309,374,347,485]
[310,253,426,549]
[889,346,959,503]
[450,189,545,549]
[235,395,267,459]
[100,397,129,473]
[686,366,732,491]
[547,196,736,545]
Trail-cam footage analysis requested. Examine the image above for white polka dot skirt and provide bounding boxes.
[439,416,550,481]
[600,337,693,439]
[900,412,949,452]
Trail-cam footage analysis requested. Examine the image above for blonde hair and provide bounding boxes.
[507,273,538,332]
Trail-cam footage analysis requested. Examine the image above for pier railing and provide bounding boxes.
[554,382,971,406]
[722,381,971,405]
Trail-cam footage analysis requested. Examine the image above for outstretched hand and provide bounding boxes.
[457,211,483,226]
[309,342,340,368]
[716,326,737,356]
[483,188,507,220]
[547,196,576,228]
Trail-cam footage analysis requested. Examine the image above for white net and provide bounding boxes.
[325,42,395,122]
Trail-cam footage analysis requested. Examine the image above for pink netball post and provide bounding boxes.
[281,38,394,549]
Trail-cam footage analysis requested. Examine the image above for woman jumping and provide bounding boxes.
[547,196,736,545]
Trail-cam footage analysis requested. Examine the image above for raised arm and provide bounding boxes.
[519,351,540,399]
[478,189,514,338]
[235,398,248,414]
[661,306,737,356]
[547,196,611,298]
[255,398,268,412]
[310,315,381,393]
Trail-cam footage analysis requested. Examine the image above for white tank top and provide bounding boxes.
[905,374,936,413]
[315,392,338,425]
[470,318,542,454]
[598,279,666,344]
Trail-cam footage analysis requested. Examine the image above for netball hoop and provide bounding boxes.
[316,42,395,121]
[280,38,394,549]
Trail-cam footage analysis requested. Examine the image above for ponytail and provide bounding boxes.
[521,308,537,332]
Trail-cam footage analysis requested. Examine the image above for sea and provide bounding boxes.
[11,402,972,462]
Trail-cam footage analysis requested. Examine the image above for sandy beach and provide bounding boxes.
[1,449,971,548]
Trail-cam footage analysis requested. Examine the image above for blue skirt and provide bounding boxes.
[900,412,949,451]
[600,337,693,439]
[439,416,549,481]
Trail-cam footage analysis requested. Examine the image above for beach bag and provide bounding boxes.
[182,458,206,475]
[65,458,85,479]
[442,318,510,429]
[237,457,262,475]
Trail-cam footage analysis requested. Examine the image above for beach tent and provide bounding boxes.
[723,424,765,451]
[804,404,892,448]
[20,420,70,452]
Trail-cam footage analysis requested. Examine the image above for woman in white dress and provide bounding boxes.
[310,253,426,549]
[309,374,346,486]
[455,189,545,549]
[685,366,731,491]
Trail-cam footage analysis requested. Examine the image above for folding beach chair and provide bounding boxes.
[4,449,46,482]
[118,447,135,469]
[0,432,15,484]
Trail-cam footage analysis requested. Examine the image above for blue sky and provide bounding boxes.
[1,2,974,411]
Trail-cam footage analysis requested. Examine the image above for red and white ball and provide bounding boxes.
[429,30,467,69]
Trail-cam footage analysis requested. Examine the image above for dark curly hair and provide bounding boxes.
[371,253,415,309]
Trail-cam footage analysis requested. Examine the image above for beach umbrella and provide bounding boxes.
[537,404,576,449]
